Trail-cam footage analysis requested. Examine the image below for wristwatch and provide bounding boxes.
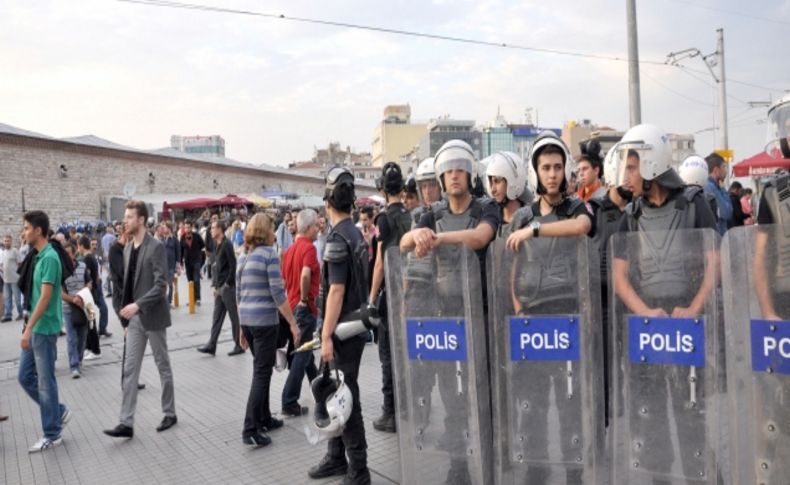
[530,221,541,238]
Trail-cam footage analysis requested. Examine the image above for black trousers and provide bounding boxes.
[185,260,202,302]
[378,292,394,414]
[207,286,241,349]
[242,325,278,437]
[327,335,368,472]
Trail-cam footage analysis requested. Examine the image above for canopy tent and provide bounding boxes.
[732,151,790,177]
[356,196,384,207]
[163,197,218,210]
[245,193,273,208]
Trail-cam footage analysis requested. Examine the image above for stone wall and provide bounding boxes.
[0,135,374,237]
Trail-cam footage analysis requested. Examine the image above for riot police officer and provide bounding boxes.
[610,124,719,483]
[402,174,420,211]
[410,157,441,226]
[400,139,499,484]
[483,151,533,239]
[755,94,790,320]
[368,162,412,433]
[308,166,371,485]
[500,131,595,484]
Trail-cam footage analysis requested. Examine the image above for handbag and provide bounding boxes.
[68,302,89,327]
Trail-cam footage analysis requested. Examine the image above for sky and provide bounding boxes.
[2,0,788,167]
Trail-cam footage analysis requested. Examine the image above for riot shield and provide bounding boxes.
[385,244,492,485]
[609,228,725,484]
[487,236,605,484]
[722,224,790,484]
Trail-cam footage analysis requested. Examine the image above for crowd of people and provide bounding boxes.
[1,110,788,484]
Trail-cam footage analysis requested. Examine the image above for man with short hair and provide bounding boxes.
[104,200,177,438]
[18,210,72,452]
[576,154,605,201]
[180,220,205,306]
[197,219,243,356]
[2,234,24,322]
[704,152,733,234]
[281,209,321,416]
[157,222,181,306]
[728,181,746,228]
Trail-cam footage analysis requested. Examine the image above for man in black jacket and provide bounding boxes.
[197,220,243,356]
[180,220,205,306]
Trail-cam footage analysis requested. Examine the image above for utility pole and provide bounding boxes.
[716,28,728,152]
[626,0,642,127]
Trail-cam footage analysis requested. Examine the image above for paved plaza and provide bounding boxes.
[0,276,400,485]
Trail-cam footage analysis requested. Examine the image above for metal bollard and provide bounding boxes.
[188,281,195,314]
[173,277,179,307]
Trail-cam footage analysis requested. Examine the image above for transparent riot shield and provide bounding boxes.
[487,236,605,484]
[722,224,790,484]
[385,244,492,485]
[609,228,724,484]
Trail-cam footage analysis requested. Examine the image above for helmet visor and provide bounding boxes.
[766,101,790,159]
[615,142,651,190]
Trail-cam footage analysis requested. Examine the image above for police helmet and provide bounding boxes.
[615,123,682,190]
[324,166,356,210]
[529,131,573,195]
[678,155,709,187]
[434,139,476,193]
[380,162,404,195]
[484,151,528,202]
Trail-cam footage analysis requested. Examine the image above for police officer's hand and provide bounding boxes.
[321,337,334,363]
[762,312,782,321]
[671,306,698,318]
[413,228,437,258]
[506,227,533,252]
[643,307,669,318]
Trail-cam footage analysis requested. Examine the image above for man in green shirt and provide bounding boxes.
[18,210,72,452]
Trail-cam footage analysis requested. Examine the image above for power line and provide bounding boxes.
[641,68,715,107]
[664,0,790,26]
[117,0,786,94]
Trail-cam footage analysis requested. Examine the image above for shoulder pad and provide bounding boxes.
[625,199,641,216]
[683,185,704,202]
[323,240,349,263]
[373,212,386,226]
[564,195,585,217]
[430,200,449,220]
[511,205,534,230]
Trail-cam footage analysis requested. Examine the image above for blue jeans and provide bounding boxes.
[94,291,109,334]
[63,311,88,371]
[282,306,318,407]
[3,282,23,319]
[18,333,67,440]
[166,270,175,304]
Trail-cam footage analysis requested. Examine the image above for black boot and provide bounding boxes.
[307,454,348,479]
[372,412,396,433]
[342,467,371,485]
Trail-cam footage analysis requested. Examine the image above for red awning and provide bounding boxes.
[732,151,790,177]
[210,194,251,207]
[163,197,218,210]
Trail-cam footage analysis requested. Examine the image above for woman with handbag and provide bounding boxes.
[236,213,301,448]
[61,241,92,379]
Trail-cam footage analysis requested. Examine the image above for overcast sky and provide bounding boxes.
[2,0,788,167]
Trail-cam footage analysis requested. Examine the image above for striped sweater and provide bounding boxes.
[235,245,287,327]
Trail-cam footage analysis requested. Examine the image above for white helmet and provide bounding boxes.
[434,139,476,193]
[415,157,436,182]
[311,369,353,435]
[615,123,683,189]
[766,93,790,159]
[484,151,528,201]
[529,131,573,195]
[678,155,709,187]
[603,145,620,186]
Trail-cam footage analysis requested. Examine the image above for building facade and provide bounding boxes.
[171,134,226,157]
[371,104,427,167]
[416,118,483,161]
[0,123,374,236]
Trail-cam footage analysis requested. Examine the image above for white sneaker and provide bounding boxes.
[28,436,62,453]
[71,369,81,379]
[61,406,72,429]
[83,351,101,361]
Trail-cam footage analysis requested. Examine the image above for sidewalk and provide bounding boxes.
[0,276,400,485]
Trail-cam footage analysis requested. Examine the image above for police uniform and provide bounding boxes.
[613,185,717,480]
[757,173,790,319]
[373,202,412,422]
[319,218,370,478]
[413,195,499,484]
[507,195,594,484]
